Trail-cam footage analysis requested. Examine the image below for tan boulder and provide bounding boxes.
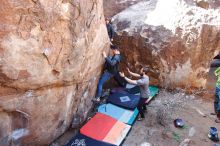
[0,0,109,145]
[112,0,220,90]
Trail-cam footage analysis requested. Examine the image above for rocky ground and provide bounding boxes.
[123,67,220,146]
[124,89,220,146]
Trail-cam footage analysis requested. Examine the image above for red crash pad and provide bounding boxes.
[80,113,117,141]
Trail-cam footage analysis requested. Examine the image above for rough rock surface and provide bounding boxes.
[0,0,109,145]
[112,0,220,90]
[103,0,143,18]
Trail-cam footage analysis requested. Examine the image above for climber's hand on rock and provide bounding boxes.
[127,67,131,73]
[102,51,107,58]
[119,72,125,77]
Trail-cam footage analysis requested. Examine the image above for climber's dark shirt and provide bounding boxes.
[106,23,114,39]
[105,54,121,75]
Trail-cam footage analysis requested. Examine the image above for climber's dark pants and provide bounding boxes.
[96,71,127,98]
[137,97,147,118]
[113,72,127,87]
[97,71,113,97]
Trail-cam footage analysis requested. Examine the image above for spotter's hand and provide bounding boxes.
[119,72,125,77]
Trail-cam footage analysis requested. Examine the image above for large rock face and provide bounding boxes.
[112,0,220,90]
[0,0,109,145]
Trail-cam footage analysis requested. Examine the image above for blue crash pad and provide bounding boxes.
[98,103,139,125]
[65,133,116,146]
[107,92,140,110]
[127,85,159,104]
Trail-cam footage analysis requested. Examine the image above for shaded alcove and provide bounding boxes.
[0,111,29,146]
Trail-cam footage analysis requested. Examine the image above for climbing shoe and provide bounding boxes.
[92,97,101,103]
[137,117,144,121]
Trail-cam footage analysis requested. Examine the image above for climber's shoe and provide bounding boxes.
[92,97,101,103]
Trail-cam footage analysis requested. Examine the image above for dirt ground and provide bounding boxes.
[53,67,220,146]
[122,67,220,146]
[123,90,220,146]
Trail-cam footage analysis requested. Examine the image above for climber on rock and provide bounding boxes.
[106,18,114,43]
[119,67,150,121]
[94,45,121,102]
